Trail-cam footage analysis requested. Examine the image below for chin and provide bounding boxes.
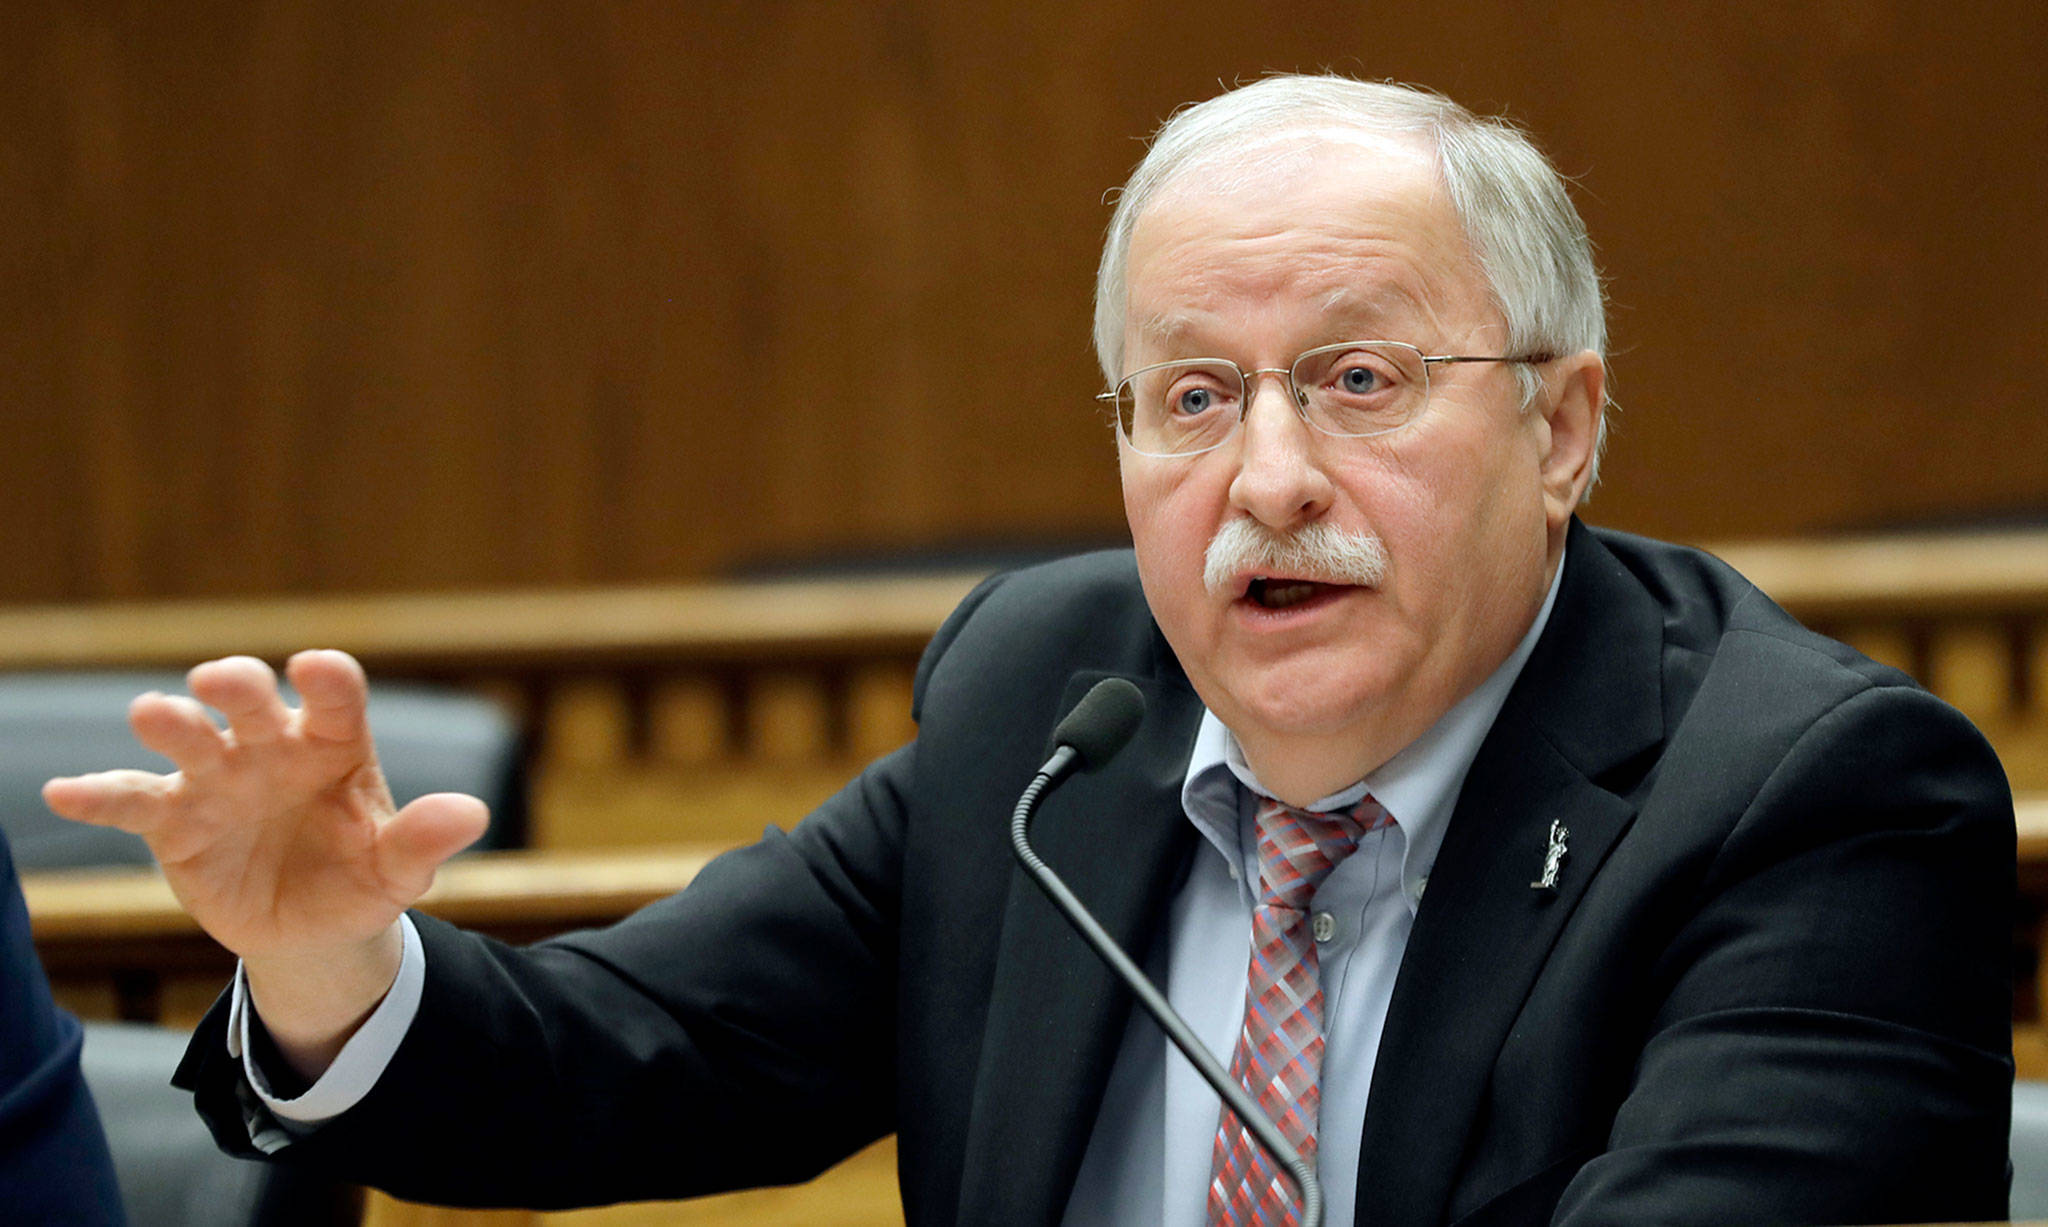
[1217,662,1401,742]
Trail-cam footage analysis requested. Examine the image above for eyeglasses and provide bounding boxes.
[1097,340,1555,458]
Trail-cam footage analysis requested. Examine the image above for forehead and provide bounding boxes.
[1124,132,1493,355]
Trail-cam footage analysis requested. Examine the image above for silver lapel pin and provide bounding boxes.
[1530,820,1569,892]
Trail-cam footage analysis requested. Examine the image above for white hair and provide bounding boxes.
[1094,75,1610,487]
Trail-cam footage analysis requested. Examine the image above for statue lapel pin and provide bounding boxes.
[1531,820,1569,893]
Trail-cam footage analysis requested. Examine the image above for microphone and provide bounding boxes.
[1009,678,1324,1227]
[1041,676,1148,779]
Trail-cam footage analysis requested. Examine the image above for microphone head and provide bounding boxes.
[1052,678,1146,772]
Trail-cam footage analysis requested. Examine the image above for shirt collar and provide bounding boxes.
[1180,545,1569,909]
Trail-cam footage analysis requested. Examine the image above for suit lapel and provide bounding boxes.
[956,669,1203,1227]
[1357,523,1667,1227]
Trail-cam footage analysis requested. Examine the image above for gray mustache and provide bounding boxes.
[1203,519,1390,595]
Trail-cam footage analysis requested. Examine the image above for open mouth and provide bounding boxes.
[1244,576,1343,610]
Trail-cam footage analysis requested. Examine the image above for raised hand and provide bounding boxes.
[42,649,488,1065]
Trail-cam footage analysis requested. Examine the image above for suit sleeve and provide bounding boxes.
[1555,683,2015,1225]
[176,571,1014,1210]
[0,831,125,1226]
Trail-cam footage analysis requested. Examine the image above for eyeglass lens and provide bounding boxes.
[1114,342,1430,456]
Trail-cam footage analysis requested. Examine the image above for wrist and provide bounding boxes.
[244,920,405,1080]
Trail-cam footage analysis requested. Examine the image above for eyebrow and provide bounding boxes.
[1132,310,1205,354]
[1317,284,1430,329]
[1132,285,1431,358]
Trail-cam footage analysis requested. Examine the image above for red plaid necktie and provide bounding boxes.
[1207,793,1394,1226]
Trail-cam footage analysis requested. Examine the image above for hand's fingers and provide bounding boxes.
[376,793,490,904]
[188,656,291,746]
[42,769,177,833]
[129,692,228,775]
[285,650,372,746]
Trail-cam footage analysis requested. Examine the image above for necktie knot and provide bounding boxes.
[1252,795,1391,911]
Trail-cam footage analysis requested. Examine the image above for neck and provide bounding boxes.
[1235,728,1407,810]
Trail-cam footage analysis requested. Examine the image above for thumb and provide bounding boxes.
[376,792,491,904]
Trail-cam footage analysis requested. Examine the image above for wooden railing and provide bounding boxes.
[7,532,2046,849]
[0,572,986,849]
[1714,530,2048,793]
[7,525,2046,881]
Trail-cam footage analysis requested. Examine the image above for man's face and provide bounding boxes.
[1117,134,1589,801]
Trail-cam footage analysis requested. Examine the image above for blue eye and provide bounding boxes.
[1174,387,1217,415]
[1338,365,1382,394]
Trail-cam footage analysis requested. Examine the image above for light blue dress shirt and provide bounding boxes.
[1062,556,1563,1226]
[235,552,1564,1223]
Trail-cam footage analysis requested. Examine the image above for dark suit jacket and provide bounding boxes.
[1,829,125,1226]
[180,521,2015,1226]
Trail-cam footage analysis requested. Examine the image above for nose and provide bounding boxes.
[1225,370,1336,529]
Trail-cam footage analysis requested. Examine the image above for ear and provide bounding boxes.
[1534,350,1604,534]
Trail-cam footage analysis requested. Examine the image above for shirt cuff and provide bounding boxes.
[226,913,426,1136]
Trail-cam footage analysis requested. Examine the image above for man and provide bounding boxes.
[1,828,126,1224]
[46,75,2013,1225]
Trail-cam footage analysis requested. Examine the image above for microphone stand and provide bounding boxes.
[1010,744,1324,1227]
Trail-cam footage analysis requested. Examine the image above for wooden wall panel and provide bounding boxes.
[2,0,2043,603]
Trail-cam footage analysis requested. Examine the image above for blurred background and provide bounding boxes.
[3,0,2043,605]
[5,4,2047,1225]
